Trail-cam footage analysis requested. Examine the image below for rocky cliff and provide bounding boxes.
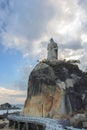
[22,60,87,126]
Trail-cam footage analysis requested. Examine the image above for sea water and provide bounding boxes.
[0,109,22,115]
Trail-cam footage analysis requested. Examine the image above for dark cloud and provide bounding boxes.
[81,22,87,33]
[59,40,83,50]
[78,0,87,12]
[0,0,11,11]
[0,0,12,34]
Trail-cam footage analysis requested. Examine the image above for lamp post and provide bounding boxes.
[42,103,43,117]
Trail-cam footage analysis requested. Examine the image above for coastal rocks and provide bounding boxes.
[22,60,87,124]
[0,122,7,129]
[70,114,87,128]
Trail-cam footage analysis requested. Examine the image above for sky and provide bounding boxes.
[0,0,87,104]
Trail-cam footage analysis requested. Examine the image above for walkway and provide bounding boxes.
[7,115,83,130]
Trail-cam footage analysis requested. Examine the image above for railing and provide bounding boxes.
[8,115,65,130]
[8,115,83,130]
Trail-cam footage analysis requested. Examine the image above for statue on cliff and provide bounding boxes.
[47,38,58,60]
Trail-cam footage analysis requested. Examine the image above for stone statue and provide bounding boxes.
[47,38,58,60]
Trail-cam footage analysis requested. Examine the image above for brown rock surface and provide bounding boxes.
[22,60,87,120]
[22,85,66,118]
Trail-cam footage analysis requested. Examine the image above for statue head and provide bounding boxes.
[50,38,54,43]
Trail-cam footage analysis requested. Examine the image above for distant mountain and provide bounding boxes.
[0,103,21,110]
[13,104,24,109]
[0,103,11,110]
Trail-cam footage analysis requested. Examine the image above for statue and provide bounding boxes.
[47,38,58,60]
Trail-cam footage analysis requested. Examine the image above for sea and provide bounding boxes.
[0,105,23,115]
[0,109,22,115]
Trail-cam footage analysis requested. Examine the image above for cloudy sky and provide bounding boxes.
[0,0,87,104]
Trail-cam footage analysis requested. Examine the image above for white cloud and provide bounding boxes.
[0,87,26,104]
[1,0,87,104]
[81,34,87,43]
[0,87,24,95]
[1,0,87,69]
[2,33,30,54]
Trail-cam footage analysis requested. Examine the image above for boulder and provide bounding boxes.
[22,60,87,120]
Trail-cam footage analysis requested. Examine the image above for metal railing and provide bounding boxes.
[8,115,83,130]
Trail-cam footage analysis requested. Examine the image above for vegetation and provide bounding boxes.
[67,60,80,64]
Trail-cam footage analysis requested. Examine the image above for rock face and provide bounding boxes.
[22,60,87,120]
